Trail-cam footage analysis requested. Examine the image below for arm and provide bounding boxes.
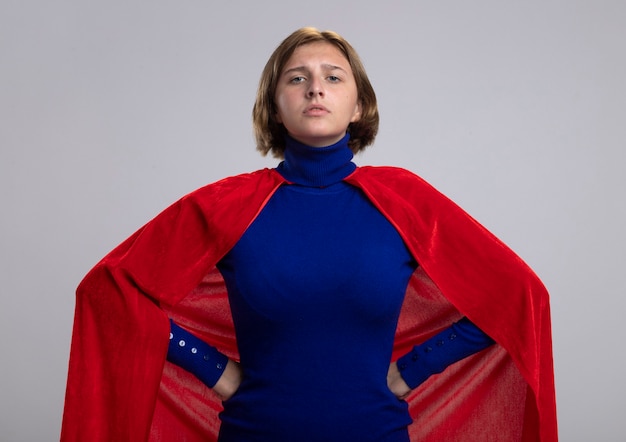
[167,319,242,400]
[388,317,495,398]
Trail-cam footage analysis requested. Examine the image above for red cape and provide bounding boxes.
[61,166,557,441]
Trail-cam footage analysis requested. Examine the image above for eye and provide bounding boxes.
[327,75,341,82]
[289,76,306,84]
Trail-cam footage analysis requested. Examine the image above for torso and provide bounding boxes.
[217,179,416,441]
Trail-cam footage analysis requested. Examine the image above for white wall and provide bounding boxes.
[1,1,624,440]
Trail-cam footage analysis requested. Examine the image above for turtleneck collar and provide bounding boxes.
[276,133,356,187]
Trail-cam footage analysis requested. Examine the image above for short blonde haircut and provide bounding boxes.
[253,27,379,158]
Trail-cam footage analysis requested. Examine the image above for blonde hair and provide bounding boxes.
[252,27,379,158]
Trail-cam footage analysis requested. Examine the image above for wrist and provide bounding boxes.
[213,359,242,400]
[388,361,411,399]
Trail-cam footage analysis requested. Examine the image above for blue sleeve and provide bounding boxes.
[396,317,495,389]
[167,319,229,388]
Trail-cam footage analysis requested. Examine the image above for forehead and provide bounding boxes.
[283,41,351,70]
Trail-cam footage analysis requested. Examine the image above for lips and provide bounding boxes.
[304,104,329,115]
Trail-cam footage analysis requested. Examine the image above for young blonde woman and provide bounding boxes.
[62,27,557,441]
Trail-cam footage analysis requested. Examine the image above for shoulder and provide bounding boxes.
[347,166,460,215]
[194,168,280,193]
[349,165,435,192]
[353,165,425,181]
[183,168,283,202]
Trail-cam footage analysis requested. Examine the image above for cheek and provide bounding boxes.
[345,96,361,122]
[351,102,362,122]
[274,96,285,123]
[274,91,293,122]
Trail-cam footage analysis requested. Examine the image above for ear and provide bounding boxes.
[350,100,362,123]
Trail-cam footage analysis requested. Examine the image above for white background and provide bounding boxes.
[1,1,624,440]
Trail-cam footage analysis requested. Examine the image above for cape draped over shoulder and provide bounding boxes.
[61,166,557,441]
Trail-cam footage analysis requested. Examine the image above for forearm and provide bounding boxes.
[396,317,495,389]
[167,319,229,388]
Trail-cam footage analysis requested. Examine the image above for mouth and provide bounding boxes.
[304,104,329,114]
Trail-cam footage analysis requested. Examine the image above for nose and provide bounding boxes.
[307,79,324,98]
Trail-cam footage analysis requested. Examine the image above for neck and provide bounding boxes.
[276,133,356,187]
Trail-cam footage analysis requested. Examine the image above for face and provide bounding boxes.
[274,42,362,148]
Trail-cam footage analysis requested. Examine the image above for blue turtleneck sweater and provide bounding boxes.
[167,134,494,441]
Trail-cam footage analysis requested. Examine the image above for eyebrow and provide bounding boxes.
[282,64,348,76]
